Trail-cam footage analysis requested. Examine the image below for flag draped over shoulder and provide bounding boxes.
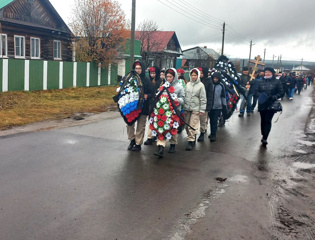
[113,71,144,125]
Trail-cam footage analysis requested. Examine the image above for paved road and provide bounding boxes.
[0,88,314,240]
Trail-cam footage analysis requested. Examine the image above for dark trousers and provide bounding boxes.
[251,94,258,111]
[209,109,221,137]
[260,110,275,140]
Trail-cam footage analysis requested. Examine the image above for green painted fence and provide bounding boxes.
[0,59,118,92]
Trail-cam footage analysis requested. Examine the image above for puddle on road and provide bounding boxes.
[63,139,79,145]
[293,162,315,169]
[297,139,315,147]
[228,175,248,183]
[294,149,308,154]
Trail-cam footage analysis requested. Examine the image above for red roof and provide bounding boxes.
[134,31,177,53]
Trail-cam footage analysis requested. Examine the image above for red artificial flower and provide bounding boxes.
[172,115,180,122]
[171,128,177,135]
[149,124,154,130]
[158,120,164,127]
[174,101,179,106]
[158,134,164,140]
[158,108,165,114]
[169,86,175,93]
[157,115,161,120]
[233,101,236,104]
[151,113,155,117]
[161,115,167,122]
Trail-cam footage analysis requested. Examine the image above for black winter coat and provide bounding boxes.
[287,77,297,89]
[132,61,154,115]
[256,77,284,111]
[201,77,214,112]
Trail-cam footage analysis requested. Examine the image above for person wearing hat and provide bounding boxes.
[144,66,164,145]
[154,68,185,157]
[238,66,251,117]
[177,69,187,88]
[208,72,227,142]
[296,74,304,94]
[127,61,154,151]
[183,68,207,151]
[256,67,284,146]
[197,67,214,142]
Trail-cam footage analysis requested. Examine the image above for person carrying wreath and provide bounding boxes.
[149,68,185,158]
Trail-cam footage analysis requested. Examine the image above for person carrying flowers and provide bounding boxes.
[184,68,207,151]
[149,68,185,158]
[114,61,153,151]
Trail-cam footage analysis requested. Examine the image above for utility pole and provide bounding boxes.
[272,54,276,67]
[263,48,266,63]
[221,22,225,55]
[300,58,303,75]
[248,40,254,67]
[130,0,136,70]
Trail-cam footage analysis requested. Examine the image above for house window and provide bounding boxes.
[0,34,7,57]
[30,37,40,59]
[15,35,25,58]
[53,40,61,59]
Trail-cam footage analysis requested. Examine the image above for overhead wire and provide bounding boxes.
[157,0,222,31]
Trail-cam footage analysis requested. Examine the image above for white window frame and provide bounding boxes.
[14,35,26,58]
[0,34,8,57]
[30,37,41,59]
[53,40,61,60]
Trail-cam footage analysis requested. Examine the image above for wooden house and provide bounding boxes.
[135,31,182,69]
[181,46,220,69]
[0,0,73,61]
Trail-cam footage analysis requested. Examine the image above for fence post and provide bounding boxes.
[43,61,47,90]
[2,59,8,92]
[86,62,90,87]
[59,61,63,89]
[98,63,101,86]
[73,62,77,87]
[24,60,29,91]
[108,63,111,85]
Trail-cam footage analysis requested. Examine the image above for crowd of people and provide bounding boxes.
[121,60,313,158]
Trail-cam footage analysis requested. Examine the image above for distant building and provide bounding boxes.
[292,65,310,75]
[0,0,73,61]
[135,31,182,69]
[180,46,220,70]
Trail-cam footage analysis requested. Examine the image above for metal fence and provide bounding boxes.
[0,58,118,92]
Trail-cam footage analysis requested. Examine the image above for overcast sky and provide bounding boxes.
[50,0,315,62]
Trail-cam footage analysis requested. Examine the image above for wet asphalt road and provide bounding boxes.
[0,87,313,240]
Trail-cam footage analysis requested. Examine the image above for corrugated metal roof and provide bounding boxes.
[0,0,15,9]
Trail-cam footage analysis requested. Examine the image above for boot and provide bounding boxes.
[131,144,141,151]
[261,137,268,147]
[197,133,205,142]
[185,141,193,151]
[144,138,153,145]
[154,145,164,158]
[238,113,244,117]
[192,135,196,146]
[127,139,136,150]
[168,144,176,153]
[210,135,216,142]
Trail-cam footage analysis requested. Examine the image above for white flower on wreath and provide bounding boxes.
[163,124,170,130]
[163,104,170,110]
[153,122,158,129]
[163,82,170,88]
[154,116,158,122]
[171,93,177,99]
[165,132,172,140]
[158,128,164,134]
[149,117,153,124]
[154,109,159,115]
[166,111,172,117]
[160,97,167,103]
[156,102,161,108]
[116,87,120,93]
[152,130,157,136]
[173,121,179,129]
[166,118,171,124]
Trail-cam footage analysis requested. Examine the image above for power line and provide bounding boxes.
[157,0,222,30]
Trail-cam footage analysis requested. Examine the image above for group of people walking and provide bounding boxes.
[122,60,310,157]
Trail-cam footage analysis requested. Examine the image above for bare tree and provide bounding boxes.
[136,20,161,66]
